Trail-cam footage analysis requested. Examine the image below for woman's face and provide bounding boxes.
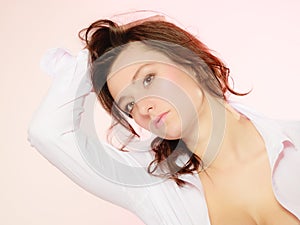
[106,42,206,140]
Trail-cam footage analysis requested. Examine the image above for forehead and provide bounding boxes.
[107,41,175,98]
[107,62,142,101]
[106,41,199,102]
[108,41,173,78]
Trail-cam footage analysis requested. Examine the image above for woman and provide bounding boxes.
[28,15,300,225]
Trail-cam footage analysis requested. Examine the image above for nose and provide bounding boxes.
[135,98,155,116]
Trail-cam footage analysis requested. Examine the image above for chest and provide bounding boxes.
[199,152,299,225]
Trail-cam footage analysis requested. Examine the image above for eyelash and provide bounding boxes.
[124,73,155,116]
[143,73,155,87]
[124,101,134,115]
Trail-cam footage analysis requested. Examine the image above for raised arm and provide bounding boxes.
[27,48,141,207]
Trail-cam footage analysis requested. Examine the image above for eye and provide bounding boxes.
[125,101,135,114]
[143,73,155,87]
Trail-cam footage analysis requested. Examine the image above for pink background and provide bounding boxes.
[1,0,299,224]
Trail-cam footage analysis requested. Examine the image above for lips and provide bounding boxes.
[154,111,169,128]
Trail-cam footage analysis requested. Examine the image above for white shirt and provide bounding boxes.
[27,48,300,225]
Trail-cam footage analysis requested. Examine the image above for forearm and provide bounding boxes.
[28,48,92,138]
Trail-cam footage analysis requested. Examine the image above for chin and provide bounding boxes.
[148,122,183,140]
[161,129,182,140]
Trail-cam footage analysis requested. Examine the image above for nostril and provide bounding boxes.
[137,98,155,115]
[148,106,154,112]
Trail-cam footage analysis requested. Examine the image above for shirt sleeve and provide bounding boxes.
[26,48,141,208]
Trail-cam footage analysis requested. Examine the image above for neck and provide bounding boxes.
[208,109,265,171]
[182,94,226,166]
[182,96,262,171]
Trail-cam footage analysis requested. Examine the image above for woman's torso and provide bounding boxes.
[198,117,300,225]
[199,153,299,225]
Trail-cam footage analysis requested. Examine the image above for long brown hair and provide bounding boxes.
[79,19,247,187]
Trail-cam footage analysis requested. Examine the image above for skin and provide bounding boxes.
[108,42,213,155]
[106,42,300,225]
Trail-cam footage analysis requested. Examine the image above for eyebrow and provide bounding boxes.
[131,63,151,84]
[117,63,152,106]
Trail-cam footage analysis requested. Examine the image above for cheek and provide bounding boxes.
[179,77,204,110]
[132,114,150,130]
[191,87,205,106]
[164,123,182,140]
[163,68,203,103]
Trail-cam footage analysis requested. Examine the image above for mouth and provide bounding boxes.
[154,111,169,129]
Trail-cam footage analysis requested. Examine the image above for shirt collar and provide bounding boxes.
[179,102,294,190]
[229,101,294,169]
